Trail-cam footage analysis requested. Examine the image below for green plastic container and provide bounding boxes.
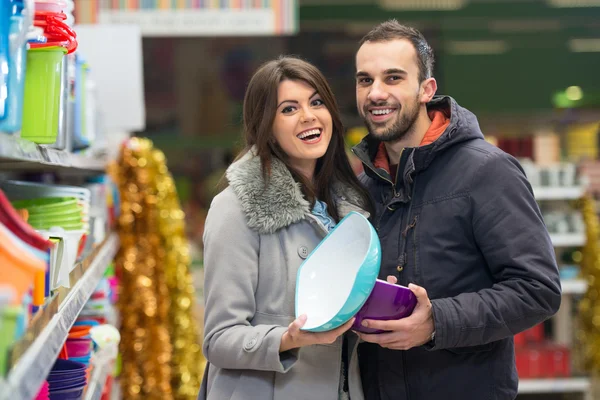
[21,46,67,144]
[0,306,21,376]
[11,197,79,213]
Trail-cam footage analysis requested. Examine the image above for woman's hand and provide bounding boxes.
[279,315,355,352]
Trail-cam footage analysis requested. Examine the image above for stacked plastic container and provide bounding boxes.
[21,0,77,144]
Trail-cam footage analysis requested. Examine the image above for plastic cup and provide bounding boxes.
[21,46,67,144]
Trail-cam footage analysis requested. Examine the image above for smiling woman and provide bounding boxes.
[199,56,374,400]
[272,79,333,179]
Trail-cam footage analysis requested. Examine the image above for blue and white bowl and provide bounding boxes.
[295,211,381,332]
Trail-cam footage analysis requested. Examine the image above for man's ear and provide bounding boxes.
[420,77,437,103]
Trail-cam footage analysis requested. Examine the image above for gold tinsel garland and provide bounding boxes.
[578,195,600,374]
[110,137,204,399]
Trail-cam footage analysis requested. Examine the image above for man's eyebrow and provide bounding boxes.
[384,68,407,75]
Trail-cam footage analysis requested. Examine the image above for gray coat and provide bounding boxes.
[199,149,369,400]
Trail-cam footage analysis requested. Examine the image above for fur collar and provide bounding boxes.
[226,148,369,234]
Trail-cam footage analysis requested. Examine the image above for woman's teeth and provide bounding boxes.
[297,129,321,141]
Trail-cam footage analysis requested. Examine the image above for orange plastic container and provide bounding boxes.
[0,228,46,303]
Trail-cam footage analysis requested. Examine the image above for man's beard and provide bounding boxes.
[363,98,420,143]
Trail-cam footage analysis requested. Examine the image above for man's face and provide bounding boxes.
[356,39,424,142]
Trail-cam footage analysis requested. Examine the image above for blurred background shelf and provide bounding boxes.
[550,233,586,247]
[0,234,119,400]
[533,186,586,201]
[518,377,591,396]
[561,279,588,295]
[0,134,107,173]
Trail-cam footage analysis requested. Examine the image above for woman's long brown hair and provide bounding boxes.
[238,56,374,221]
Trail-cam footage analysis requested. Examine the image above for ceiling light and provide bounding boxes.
[547,0,600,7]
[446,40,509,55]
[566,86,583,101]
[568,38,600,52]
[379,0,467,10]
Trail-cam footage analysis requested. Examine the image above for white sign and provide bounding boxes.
[98,9,280,37]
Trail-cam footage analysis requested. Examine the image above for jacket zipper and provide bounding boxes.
[396,176,418,274]
[351,147,403,198]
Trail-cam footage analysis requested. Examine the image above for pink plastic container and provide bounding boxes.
[34,380,49,400]
[64,338,91,357]
[35,0,67,13]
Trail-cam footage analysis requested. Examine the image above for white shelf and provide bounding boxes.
[561,279,588,295]
[533,186,585,200]
[0,133,107,172]
[550,233,586,247]
[0,234,119,400]
[518,377,591,394]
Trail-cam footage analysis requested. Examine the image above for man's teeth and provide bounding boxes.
[297,129,321,139]
[371,109,394,115]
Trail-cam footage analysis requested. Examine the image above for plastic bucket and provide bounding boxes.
[21,46,67,143]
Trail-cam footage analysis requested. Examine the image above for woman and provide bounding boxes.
[199,56,374,400]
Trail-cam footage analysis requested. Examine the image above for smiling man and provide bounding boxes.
[351,20,561,400]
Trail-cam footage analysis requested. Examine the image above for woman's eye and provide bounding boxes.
[282,106,295,114]
[311,99,324,107]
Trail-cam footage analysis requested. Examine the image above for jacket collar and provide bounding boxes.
[352,95,485,182]
[226,147,369,235]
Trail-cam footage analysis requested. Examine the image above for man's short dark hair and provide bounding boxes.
[359,19,435,82]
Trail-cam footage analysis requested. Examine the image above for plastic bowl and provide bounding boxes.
[47,386,85,400]
[65,338,91,357]
[47,375,86,388]
[11,197,79,213]
[352,279,417,334]
[295,212,380,332]
[49,358,86,374]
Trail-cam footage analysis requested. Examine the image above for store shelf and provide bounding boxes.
[550,233,586,247]
[0,133,107,172]
[561,279,588,295]
[518,377,591,394]
[533,186,585,200]
[0,233,119,400]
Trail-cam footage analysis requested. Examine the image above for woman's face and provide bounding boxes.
[272,79,333,178]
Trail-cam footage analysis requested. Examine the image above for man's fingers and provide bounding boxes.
[408,283,429,302]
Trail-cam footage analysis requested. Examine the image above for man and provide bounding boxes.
[351,20,561,400]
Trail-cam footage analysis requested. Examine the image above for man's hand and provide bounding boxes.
[356,276,434,350]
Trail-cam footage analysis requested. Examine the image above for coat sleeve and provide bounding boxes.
[202,189,298,372]
[429,150,562,350]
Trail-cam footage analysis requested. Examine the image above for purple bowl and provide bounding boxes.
[48,373,86,382]
[48,378,87,391]
[50,359,87,373]
[352,279,417,334]
[48,386,85,400]
[48,374,87,385]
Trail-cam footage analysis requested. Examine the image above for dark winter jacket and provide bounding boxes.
[352,96,561,400]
